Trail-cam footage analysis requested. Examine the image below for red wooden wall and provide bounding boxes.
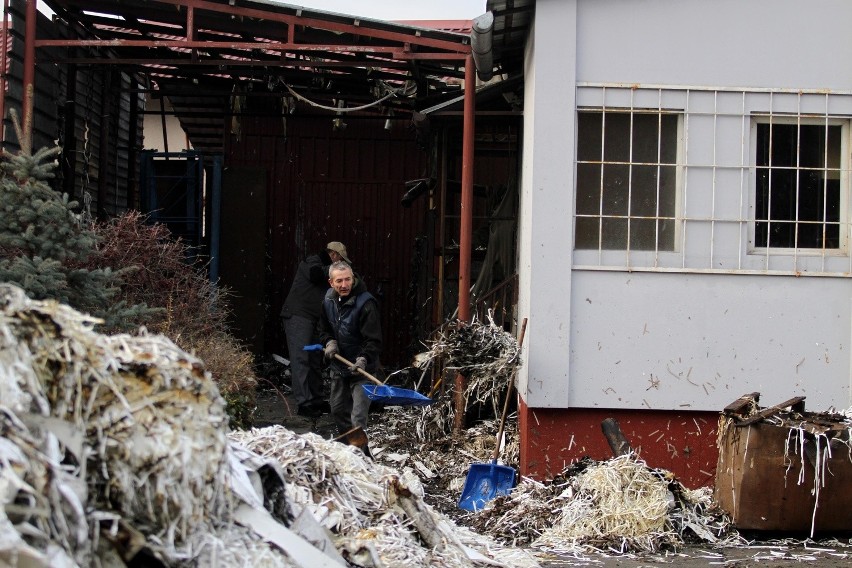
[226,111,429,367]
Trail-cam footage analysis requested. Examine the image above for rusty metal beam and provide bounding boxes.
[453,54,476,435]
[37,56,459,69]
[58,0,471,54]
[34,39,469,59]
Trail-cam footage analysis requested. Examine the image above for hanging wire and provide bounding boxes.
[282,79,415,113]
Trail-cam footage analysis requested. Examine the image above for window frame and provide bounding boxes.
[574,108,685,255]
[748,115,850,256]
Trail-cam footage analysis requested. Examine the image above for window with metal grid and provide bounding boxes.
[575,110,680,252]
[754,118,843,250]
[573,85,852,276]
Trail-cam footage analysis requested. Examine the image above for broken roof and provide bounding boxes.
[35,0,533,153]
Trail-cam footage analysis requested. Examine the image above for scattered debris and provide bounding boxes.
[369,407,741,557]
[472,454,741,555]
[416,314,521,416]
[229,426,540,568]
[0,283,539,567]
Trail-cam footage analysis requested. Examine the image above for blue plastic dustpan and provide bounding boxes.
[457,460,516,511]
[360,383,433,406]
[304,344,434,407]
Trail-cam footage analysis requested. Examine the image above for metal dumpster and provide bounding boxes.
[714,393,852,534]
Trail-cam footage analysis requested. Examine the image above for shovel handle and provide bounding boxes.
[333,353,384,386]
[492,317,528,462]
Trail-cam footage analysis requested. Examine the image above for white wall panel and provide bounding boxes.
[567,270,852,412]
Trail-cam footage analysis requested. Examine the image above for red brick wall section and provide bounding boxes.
[518,400,720,489]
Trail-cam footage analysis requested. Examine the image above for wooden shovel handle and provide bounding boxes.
[333,353,384,386]
[492,317,528,461]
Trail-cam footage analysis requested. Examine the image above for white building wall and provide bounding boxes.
[569,271,852,411]
[521,0,852,410]
[575,0,852,92]
[517,1,577,403]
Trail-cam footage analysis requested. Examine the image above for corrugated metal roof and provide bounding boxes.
[38,0,478,154]
[486,0,534,77]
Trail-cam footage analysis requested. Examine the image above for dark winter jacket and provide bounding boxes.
[317,277,382,375]
[280,250,332,320]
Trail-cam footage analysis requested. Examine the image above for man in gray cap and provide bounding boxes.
[281,241,350,417]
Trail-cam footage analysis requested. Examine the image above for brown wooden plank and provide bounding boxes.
[734,396,806,426]
[723,392,760,414]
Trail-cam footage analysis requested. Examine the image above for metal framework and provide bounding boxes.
[3,0,482,156]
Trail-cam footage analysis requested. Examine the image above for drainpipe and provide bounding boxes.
[454,54,476,434]
[471,12,494,82]
[22,0,36,153]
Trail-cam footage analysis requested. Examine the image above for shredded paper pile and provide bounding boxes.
[368,407,740,557]
[0,283,539,567]
[415,314,521,418]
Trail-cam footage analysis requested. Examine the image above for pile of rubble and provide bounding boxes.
[6,281,803,566]
[368,407,740,556]
[0,283,537,567]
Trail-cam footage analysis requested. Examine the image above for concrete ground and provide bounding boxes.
[539,542,851,567]
[253,382,337,438]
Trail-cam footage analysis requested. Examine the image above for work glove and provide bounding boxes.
[324,340,339,361]
[349,356,367,373]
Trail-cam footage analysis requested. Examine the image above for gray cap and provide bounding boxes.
[326,241,350,263]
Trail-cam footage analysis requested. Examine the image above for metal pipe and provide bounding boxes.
[454,54,476,434]
[458,54,475,322]
[22,0,36,153]
[471,12,494,82]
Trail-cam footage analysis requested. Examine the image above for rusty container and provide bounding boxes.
[715,413,852,533]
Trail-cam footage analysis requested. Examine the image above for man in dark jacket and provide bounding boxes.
[317,261,382,438]
[281,242,350,417]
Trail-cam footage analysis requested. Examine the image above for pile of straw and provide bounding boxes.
[469,454,740,555]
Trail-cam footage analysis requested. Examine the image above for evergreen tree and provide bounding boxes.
[0,116,148,329]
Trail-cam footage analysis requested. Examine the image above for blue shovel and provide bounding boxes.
[303,344,433,406]
[458,317,527,511]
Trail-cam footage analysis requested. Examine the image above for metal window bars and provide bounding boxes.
[574,84,852,277]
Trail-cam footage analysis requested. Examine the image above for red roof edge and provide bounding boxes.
[392,19,473,33]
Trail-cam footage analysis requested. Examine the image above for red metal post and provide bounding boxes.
[458,54,475,322]
[21,0,36,153]
[453,54,476,434]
